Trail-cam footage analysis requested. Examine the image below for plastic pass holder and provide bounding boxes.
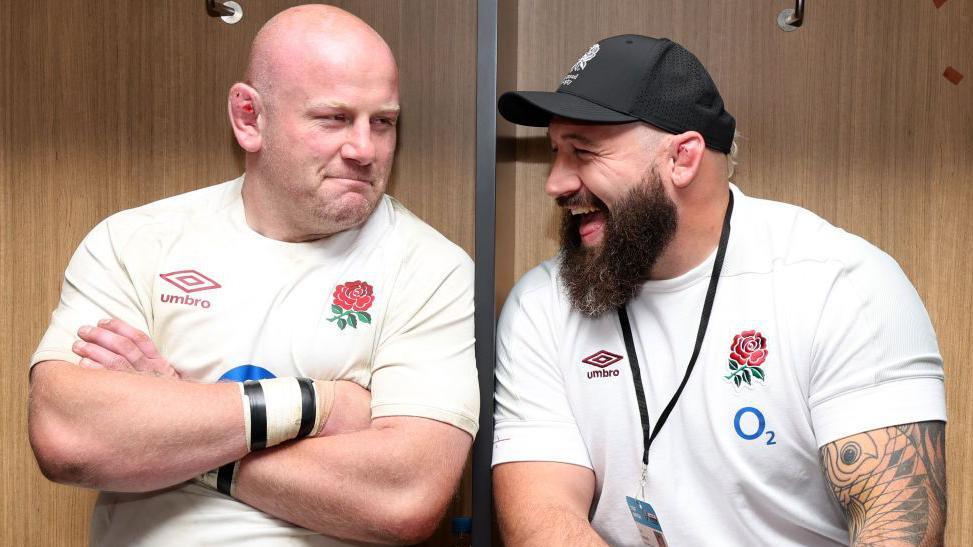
[625,496,669,547]
[625,463,670,546]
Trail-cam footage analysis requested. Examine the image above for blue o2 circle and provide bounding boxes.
[218,364,277,383]
[734,407,766,440]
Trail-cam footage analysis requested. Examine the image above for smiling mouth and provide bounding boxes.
[557,194,607,245]
[569,206,599,215]
[578,209,605,241]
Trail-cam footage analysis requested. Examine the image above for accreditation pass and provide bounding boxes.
[625,496,669,547]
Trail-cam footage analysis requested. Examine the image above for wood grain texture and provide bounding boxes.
[496,0,521,314]
[0,1,474,545]
[497,0,971,544]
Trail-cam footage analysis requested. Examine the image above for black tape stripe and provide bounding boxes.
[244,381,267,450]
[215,462,236,496]
[296,378,316,439]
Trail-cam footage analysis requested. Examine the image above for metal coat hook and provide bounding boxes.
[206,0,243,24]
[777,0,805,32]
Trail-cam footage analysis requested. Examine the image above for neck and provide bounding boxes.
[649,186,730,280]
[240,171,332,243]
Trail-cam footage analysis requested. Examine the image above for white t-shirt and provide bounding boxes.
[32,176,479,546]
[493,185,945,546]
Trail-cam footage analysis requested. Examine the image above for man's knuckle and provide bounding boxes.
[118,339,138,355]
[108,358,131,370]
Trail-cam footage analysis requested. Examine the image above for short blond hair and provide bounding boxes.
[726,130,741,181]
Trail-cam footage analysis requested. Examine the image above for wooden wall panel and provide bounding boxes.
[0,1,475,545]
[497,0,972,543]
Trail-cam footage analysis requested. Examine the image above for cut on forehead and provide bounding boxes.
[245,4,396,91]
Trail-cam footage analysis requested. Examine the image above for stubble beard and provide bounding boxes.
[262,141,386,236]
[558,166,678,318]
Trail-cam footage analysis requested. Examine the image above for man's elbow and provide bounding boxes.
[380,430,472,543]
[347,480,452,545]
[28,410,95,486]
[379,494,448,545]
[298,497,443,545]
[28,371,100,487]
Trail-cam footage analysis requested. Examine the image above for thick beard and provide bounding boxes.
[558,167,678,317]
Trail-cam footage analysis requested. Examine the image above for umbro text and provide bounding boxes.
[587,369,619,379]
[161,294,211,308]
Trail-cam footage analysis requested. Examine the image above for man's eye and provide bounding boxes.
[574,148,592,157]
[372,117,397,127]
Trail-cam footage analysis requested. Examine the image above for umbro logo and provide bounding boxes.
[582,350,623,379]
[160,270,222,293]
[159,269,220,309]
[583,350,623,368]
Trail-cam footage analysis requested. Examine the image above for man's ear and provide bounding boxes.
[228,83,263,153]
[667,131,705,189]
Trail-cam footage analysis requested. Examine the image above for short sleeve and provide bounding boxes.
[31,219,152,368]
[369,249,479,437]
[492,271,592,469]
[808,247,946,447]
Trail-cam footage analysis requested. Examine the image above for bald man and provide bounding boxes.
[27,5,478,546]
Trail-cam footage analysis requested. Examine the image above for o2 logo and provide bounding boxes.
[733,406,776,445]
[218,364,276,382]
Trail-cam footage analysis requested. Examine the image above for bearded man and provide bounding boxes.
[492,35,946,546]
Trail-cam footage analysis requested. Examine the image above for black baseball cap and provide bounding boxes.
[498,35,735,153]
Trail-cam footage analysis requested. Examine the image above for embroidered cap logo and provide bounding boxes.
[561,43,600,86]
[572,43,600,72]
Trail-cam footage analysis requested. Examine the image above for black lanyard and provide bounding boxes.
[618,190,734,467]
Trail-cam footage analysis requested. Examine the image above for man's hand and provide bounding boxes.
[73,318,179,378]
[820,421,946,546]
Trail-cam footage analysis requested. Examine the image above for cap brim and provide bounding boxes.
[498,91,638,127]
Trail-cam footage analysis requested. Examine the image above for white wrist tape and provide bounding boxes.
[195,378,335,498]
[197,461,240,497]
[240,377,333,451]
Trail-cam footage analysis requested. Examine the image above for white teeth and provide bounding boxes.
[570,206,598,215]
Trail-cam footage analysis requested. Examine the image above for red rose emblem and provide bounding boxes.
[725,329,768,387]
[328,280,375,331]
[332,281,375,312]
[730,330,768,367]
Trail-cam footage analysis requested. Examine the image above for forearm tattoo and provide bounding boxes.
[819,421,946,546]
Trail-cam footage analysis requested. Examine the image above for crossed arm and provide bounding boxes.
[27,320,471,545]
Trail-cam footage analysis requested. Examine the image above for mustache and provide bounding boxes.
[556,192,607,210]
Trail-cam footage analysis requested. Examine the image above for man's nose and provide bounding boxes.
[340,120,376,166]
[545,156,582,199]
